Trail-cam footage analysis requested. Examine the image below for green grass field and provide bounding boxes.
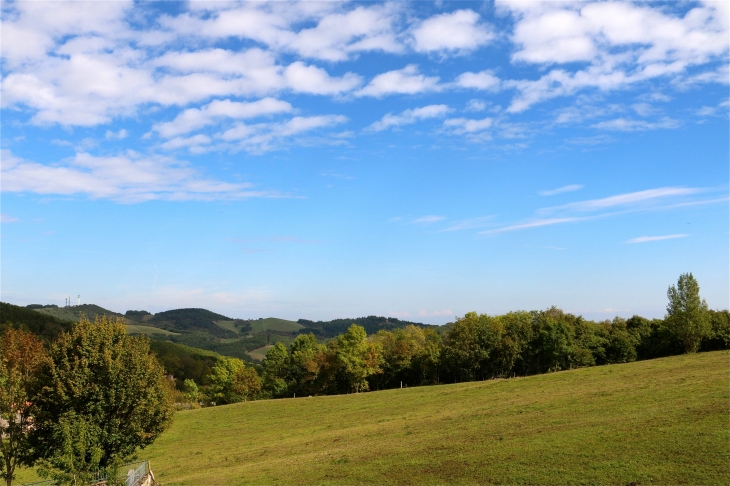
[136,351,729,485]
[125,324,179,336]
[248,317,303,333]
[246,344,274,361]
[214,320,243,334]
[15,351,728,485]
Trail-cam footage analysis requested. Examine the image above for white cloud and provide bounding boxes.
[215,115,348,153]
[283,62,362,95]
[440,216,494,232]
[160,3,403,62]
[539,187,701,215]
[367,104,450,132]
[626,234,689,244]
[356,65,441,97]
[465,99,487,112]
[455,71,501,91]
[412,9,493,53]
[480,217,584,235]
[499,1,729,112]
[160,134,212,152]
[105,129,128,140]
[0,149,281,202]
[482,186,712,235]
[154,98,293,138]
[413,215,445,224]
[443,117,494,134]
[539,184,584,196]
[1,214,19,223]
[277,115,348,136]
[591,117,680,131]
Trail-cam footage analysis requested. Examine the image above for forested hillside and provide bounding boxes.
[298,315,435,338]
[32,303,129,323]
[0,302,73,343]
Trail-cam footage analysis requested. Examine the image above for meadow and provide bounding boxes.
[135,350,729,485]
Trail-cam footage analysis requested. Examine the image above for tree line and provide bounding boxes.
[180,273,729,405]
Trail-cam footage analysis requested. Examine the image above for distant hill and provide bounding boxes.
[6,301,439,363]
[147,308,246,338]
[297,315,436,338]
[0,302,74,343]
[249,317,304,333]
[32,303,131,324]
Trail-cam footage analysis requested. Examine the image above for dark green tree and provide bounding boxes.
[666,273,710,353]
[31,316,174,479]
[262,343,290,398]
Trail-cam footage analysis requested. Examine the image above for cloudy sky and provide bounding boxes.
[1,0,728,323]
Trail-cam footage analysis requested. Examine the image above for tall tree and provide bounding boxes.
[209,357,261,404]
[0,329,48,486]
[288,334,325,396]
[666,273,710,353]
[31,316,173,480]
[262,343,290,398]
[335,325,381,393]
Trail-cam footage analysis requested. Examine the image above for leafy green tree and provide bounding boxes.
[36,412,103,486]
[666,273,710,353]
[288,334,325,396]
[335,325,381,393]
[703,310,730,350]
[0,329,48,486]
[31,316,174,478]
[182,379,199,403]
[209,357,261,404]
[442,312,489,382]
[603,317,638,364]
[262,343,290,398]
[530,317,574,373]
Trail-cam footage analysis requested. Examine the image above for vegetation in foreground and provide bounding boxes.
[141,351,728,485]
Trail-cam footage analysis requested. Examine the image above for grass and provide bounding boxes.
[125,324,179,336]
[246,344,274,361]
[136,351,729,485]
[32,304,129,323]
[214,320,243,334]
[14,351,728,485]
[248,317,303,333]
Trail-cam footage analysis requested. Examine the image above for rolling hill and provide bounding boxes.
[127,350,728,485]
[0,302,74,343]
[32,303,130,323]
[16,302,435,363]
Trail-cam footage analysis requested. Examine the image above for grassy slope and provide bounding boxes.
[248,317,303,333]
[246,344,273,361]
[33,304,131,323]
[214,320,242,334]
[125,324,179,336]
[137,351,729,485]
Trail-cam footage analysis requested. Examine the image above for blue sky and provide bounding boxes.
[1,1,728,323]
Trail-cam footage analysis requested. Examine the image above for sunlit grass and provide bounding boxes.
[134,351,728,485]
